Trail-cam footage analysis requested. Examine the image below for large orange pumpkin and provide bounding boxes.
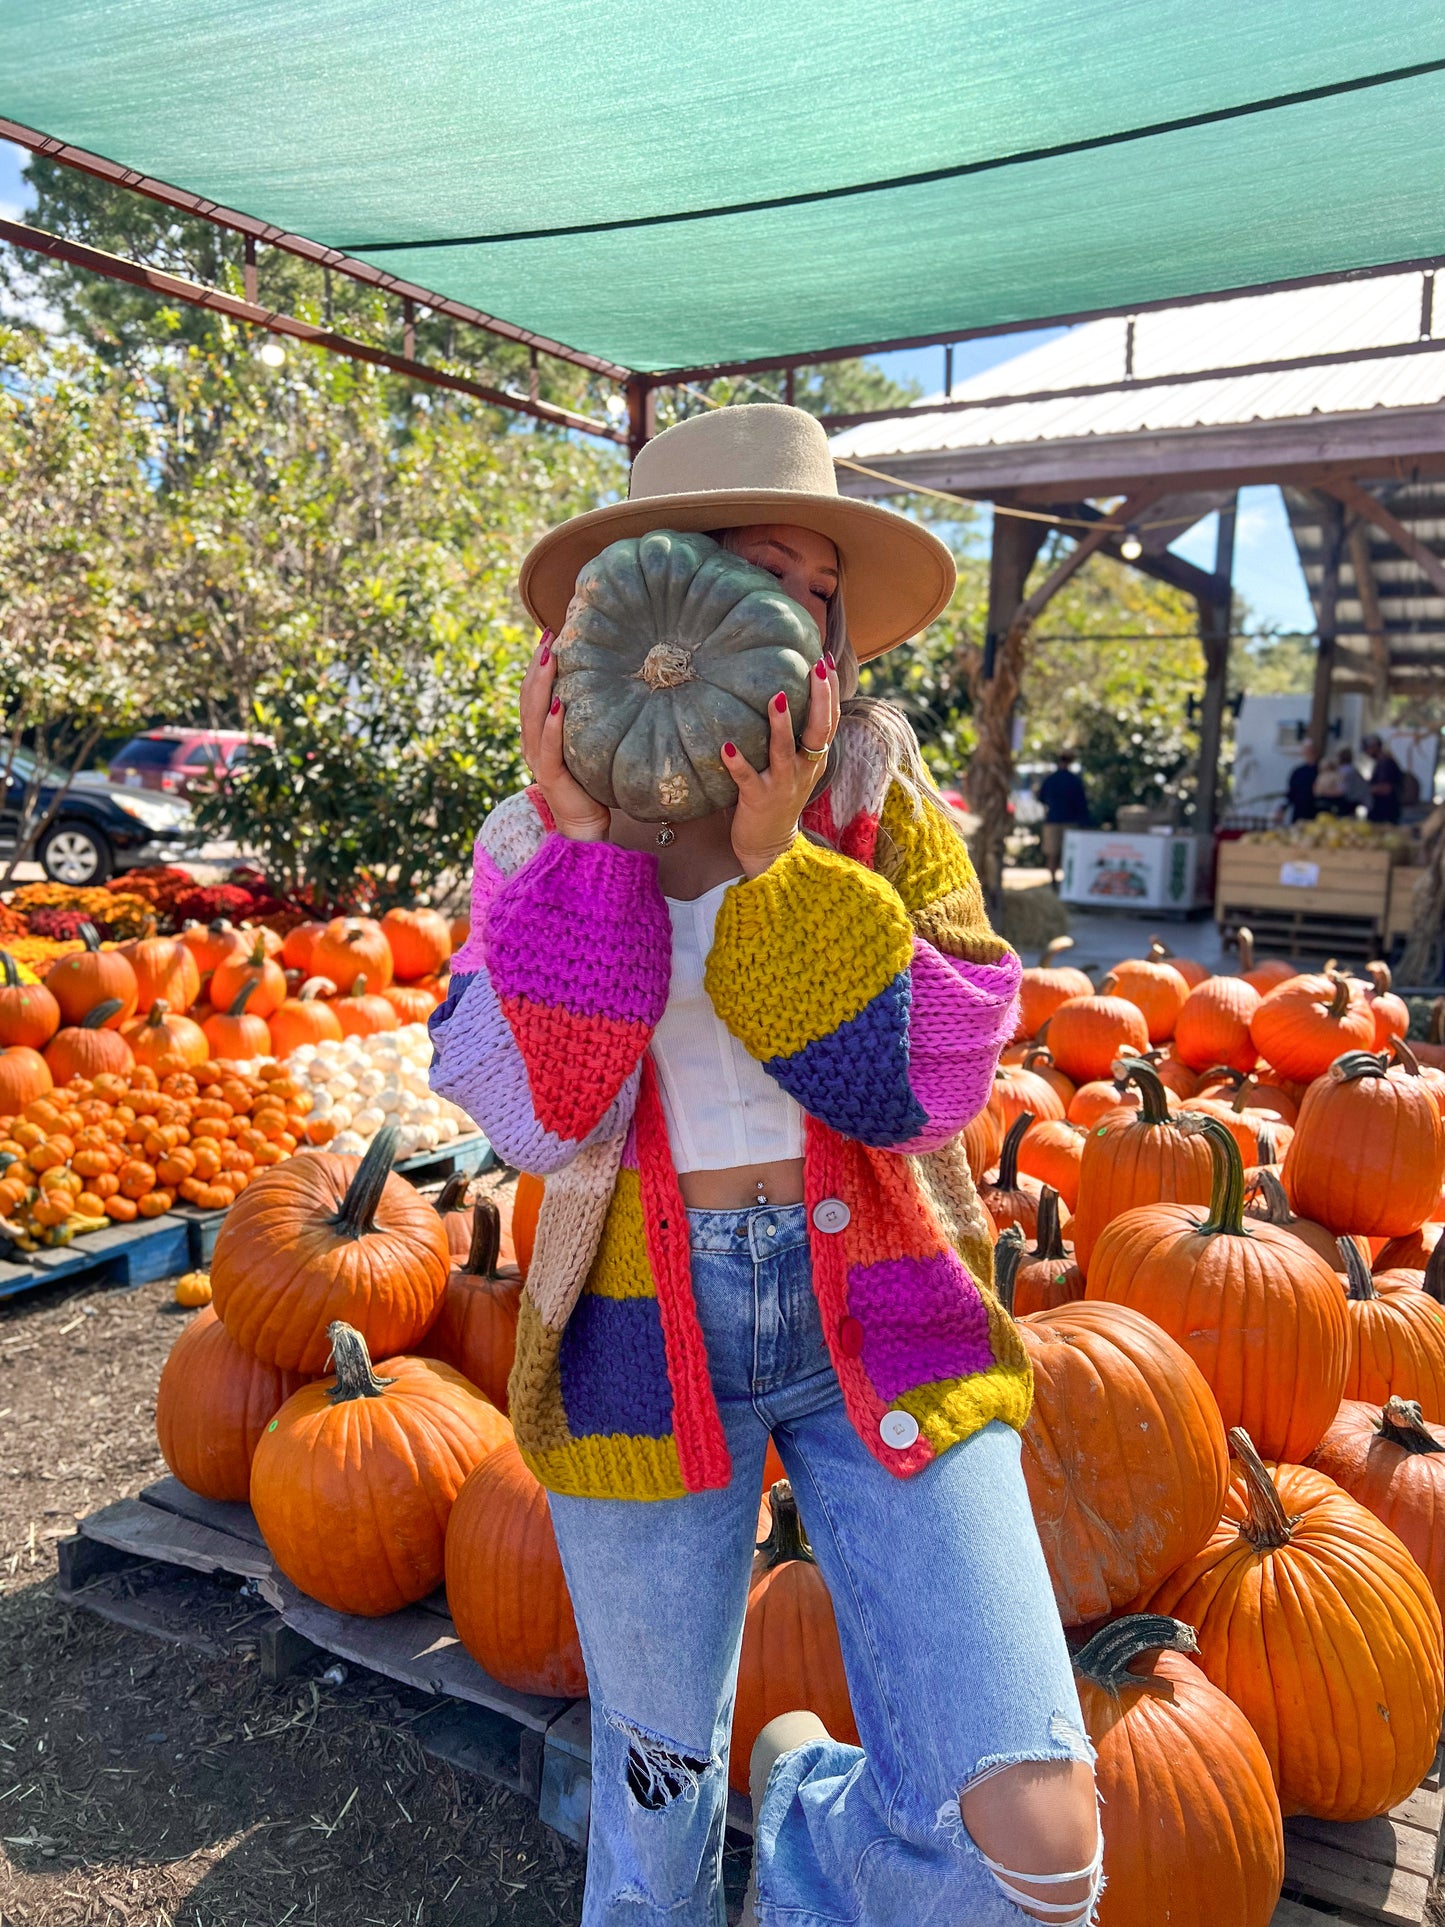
[211,1125,451,1372]
[1016,937,1093,1042]
[267,977,344,1057]
[1071,1057,1213,1278]
[1249,973,1374,1084]
[381,907,452,983]
[124,999,209,1074]
[1073,1615,1283,1927]
[43,1001,135,1084]
[123,935,201,1017]
[1017,1117,1085,1212]
[310,917,394,994]
[1108,943,1190,1044]
[202,979,272,1060]
[1086,1115,1350,1461]
[209,933,286,1020]
[1338,1238,1445,1420]
[444,1439,586,1696]
[250,1321,510,1616]
[0,1044,53,1114]
[0,954,60,1050]
[418,1199,522,1412]
[155,1305,313,1502]
[511,1170,545,1281]
[1309,1397,1445,1615]
[1046,990,1149,1086]
[1148,1429,1444,1821]
[45,926,138,1028]
[1173,975,1260,1074]
[997,1246,1229,1625]
[729,1482,859,1792]
[1283,1049,1444,1239]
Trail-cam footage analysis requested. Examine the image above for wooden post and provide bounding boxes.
[1193,493,1237,835]
[1307,496,1347,759]
[625,376,656,463]
[973,513,1047,907]
[243,234,257,306]
[1348,519,1389,713]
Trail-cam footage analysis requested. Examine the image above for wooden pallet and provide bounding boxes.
[1270,1761,1445,1927]
[1217,903,1383,962]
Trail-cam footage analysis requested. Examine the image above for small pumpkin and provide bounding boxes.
[418,1198,522,1412]
[279,919,327,974]
[43,1000,135,1084]
[1073,1615,1284,1927]
[1016,1117,1085,1211]
[1309,1397,1445,1615]
[1364,959,1410,1052]
[1147,937,1210,990]
[381,906,452,983]
[0,953,60,1051]
[1107,942,1190,1044]
[729,1481,859,1793]
[211,1125,451,1372]
[124,998,209,1074]
[174,1269,213,1308]
[445,1438,585,1696]
[202,979,272,1061]
[991,1061,1066,1132]
[1283,1049,1444,1238]
[180,918,246,979]
[1020,1044,1075,1109]
[1016,938,1094,1042]
[1070,1056,1213,1278]
[267,977,345,1057]
[251,1321,510,1616]
[44,925,138,1029]
[1046,987,1149,1086]
[209,933,286,1020]
[1338,1237,1445,1420]
[1148,1428,1444,1822]
[1243,1168,1363,1276]
[553,529,824,821]
[382,982,439,1024]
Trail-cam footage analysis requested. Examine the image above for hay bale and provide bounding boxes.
[995,880,1069,954]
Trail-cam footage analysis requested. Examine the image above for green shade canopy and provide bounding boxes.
[3,0,1442,374]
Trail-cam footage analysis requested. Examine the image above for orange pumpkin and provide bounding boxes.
[251,1322,510,1616]
[1148,939,1210,990]
[1108,943,1190,1044]
[0,954,60,1050]
[1338,1238,1445,1420]
[381,906,452,983]
[1016,937,1093,1042]
[963,1104,1006,1184]
[1067,1072,1151,1130]
[511,1171,545,1281]
[418,1199,521,1412]
[445,1438,586,1696]
[1016,1117,1085,1212]
[1073,1615,1284,1927]
[310,916,394,994]
[1020,1045,1075,1109]
[1071,1057,1213,1278]
[0,1045,53,1115]
[123,935,201,1016]
[382,983,439,1025]
[43,1001,135,1084]
[202,979,272,1060]
[1086,1115,1349,1461]
[181,918,246,978]
[1249,972,1374,1083]
[1362,958,1410,1052]
[1046,989,1149,1085]
[124,999,209,1074]
[991,1061,1066,1133]
[267,977,345,1057]
[980,1112,1058,1239]
[45,925,138,1028]
[279,919,326,974]
[333,973,399,1038]
[1309,1397,1445,1616]
[1151,1049,1202,1100]
[1283,1049,1444,1238]
[997,1198,1084,1317]
[1148,1429,1444,1822]
[1173,974,1260,1074]
[729,1482,859,1792]
[211,1126,451,1372]
[156,1305,314,1502]
[1243,1168,1362,1276]
[209,934,286,1020]
[449,913,470,952]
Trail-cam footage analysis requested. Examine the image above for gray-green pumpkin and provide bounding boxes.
[553,529,823,821]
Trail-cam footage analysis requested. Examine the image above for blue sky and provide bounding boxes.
[0,139,1314,633]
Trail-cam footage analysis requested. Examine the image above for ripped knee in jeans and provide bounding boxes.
[950,1732,1104,1927]
[605,1711,714,1813]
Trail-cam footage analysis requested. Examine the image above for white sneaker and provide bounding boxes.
[738,1712,830,1927]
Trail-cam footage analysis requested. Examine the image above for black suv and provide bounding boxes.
[2,751,193,885]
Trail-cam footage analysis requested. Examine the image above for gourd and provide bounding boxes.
[552,529,823,821]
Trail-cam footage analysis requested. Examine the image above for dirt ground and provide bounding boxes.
[0,1269,592,1927]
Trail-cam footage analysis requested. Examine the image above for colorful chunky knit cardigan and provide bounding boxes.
[430,721,1030,1500]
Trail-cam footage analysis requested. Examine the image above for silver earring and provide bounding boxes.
[656,820,675,847]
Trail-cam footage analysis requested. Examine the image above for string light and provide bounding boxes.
[257,340,286,368]
[1119,526,1143,560]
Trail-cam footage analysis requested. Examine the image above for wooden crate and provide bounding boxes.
[1216,844,1397,960]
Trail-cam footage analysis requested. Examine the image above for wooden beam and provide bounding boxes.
[1306,496,1347,756]
[1055,502,1221,603]
[1325,478,1445,599]
[1347,520,1390,709]
[1194,494,1237,835]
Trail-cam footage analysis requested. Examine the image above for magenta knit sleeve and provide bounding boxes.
[430,830,672,1172]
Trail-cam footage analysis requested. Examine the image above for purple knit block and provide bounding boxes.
[846,1252,995,1402]
[560,1293,674,1440]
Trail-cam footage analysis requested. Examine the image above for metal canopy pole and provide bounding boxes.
[1193,493,1237,836]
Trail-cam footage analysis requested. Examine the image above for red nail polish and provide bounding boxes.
[774,692,788,713]
[722,741,737,757]
[826,651,836,671]
[815,660,828,679]
[539,646,550,665]
[550,697,561,715]
[540,629,554,647]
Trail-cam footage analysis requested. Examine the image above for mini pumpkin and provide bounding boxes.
[552,529,823,821]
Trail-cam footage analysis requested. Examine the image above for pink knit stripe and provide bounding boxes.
[634,1061,732,1493]
[895,939,1021,1153]
[449,842,503,976]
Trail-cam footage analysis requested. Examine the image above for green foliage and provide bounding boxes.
[1231,629,1317,697]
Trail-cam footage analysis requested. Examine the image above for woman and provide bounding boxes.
[432,405,1101,1927]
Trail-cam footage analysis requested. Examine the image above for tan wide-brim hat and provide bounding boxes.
[519,404,956,661]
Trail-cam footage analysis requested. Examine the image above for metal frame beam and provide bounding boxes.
[0,217,627,443]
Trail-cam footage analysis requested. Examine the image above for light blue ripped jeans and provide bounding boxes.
[548,1204,1097,1927]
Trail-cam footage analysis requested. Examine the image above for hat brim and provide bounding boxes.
[519,488,956,662]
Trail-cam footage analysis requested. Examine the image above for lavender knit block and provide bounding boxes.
[560,1293,674,1440]
[487,835,671,1026]
[764,973,927,1146]
[846,1252,995,1402]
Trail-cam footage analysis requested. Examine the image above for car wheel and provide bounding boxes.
[38,821,113,886]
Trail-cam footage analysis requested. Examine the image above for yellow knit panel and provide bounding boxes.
[705,837,913,1060]
[896,1359,1034,1455]
[522,1433,688,1502]
[584,1170,656,1300]
[880,785,1012,965]
[507,1294,574,1455]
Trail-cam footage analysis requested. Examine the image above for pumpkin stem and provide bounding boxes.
[1022,1046,1057,1077]
[1028,1188,1069,1264]
[755,1480,816,1567]
[80,997,125,1031]
[995,1111,1031,1189]
[325,1320,396,1402]
[350,973,368,999]
[434,1172,470,1218]
[1391,1037,1422,1076]
[1339,1237,1378,1301]
[1244,1167,1291,1224]
[1237,926,1256,972]
[466,1196,502,1279]
[145,999,170,1028]
[1072,1614,1199,1693]
[1099,972,1118,995]
[1379,1397,1445,1456]
[993,1224,1025,1315]
[1423,1224,1445,1305]
[1200,1065,1246,1092]
[1112,1054,1171,1125]
[1328,1050,1386,1086]
[226,978,259,1018]
[1040,936,1075,966]
[301,975,337,1000]
[75,921,102,953]
[1146,940,1170,963]
[246,932,267,967]
[1254,1121,1280,1167]
[1183,1113,1250,1236]
[1326,973,1351,1019]
[0,952,18,989]
[333,1125,399,1234]
[1367,959,1393,995]
[1229,1427,1295,1549]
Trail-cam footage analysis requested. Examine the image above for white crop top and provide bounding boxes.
[650,878,805,1173]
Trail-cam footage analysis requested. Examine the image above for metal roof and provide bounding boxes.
[1289,482,1445,692]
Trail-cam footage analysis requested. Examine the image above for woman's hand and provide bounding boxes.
[521,634,612,842]
[724,655,839,879]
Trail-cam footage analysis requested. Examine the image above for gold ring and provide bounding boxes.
[801,743,830,762]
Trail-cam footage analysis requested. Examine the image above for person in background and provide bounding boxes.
[1335,745,1370,815]
[1312,755,1345,814]
[1036,751,1089,883]
[1286,740,1319,822]
[1364,733,1406,824]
